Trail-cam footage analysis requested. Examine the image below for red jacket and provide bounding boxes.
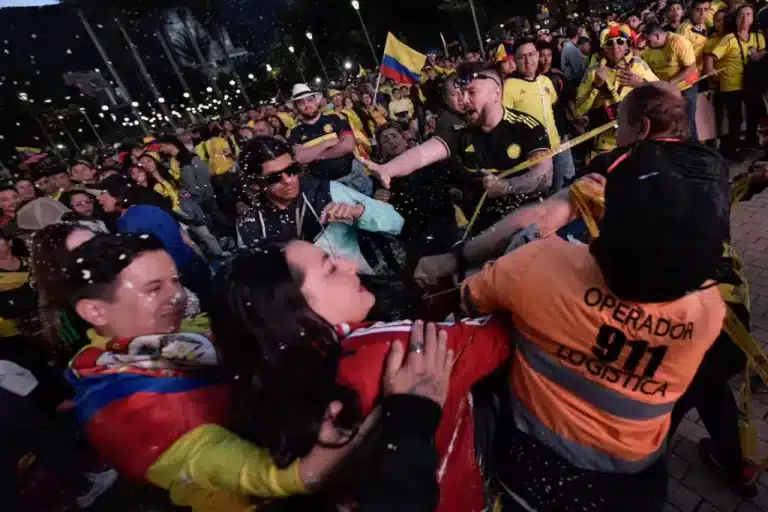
[337,316,511,512]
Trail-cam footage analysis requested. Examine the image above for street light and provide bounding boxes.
[131,101,139,107]
[288,46,295,53]
[158,97,166,104]
[101,105,109,111]
[248,73,255,80]
[229,80,236,86]
[266,64,273,73]
[183,92,190,98]
[351,0,379,67]
[344,60,352,70]
[315,77,322,84]
[306,31,329,82]
[206,87,213,93]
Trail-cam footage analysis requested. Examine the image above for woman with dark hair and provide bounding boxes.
[154,138,230,255]
[362,92,388,138]
[208,240,511,512]
[58,190,109,233]
[708,3,766,160]
[345,96,377,140]
[267,115,288,139]
[136,154,181,211]
[15,178,38,205]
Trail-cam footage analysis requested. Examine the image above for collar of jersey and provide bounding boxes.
[511,72,541,82]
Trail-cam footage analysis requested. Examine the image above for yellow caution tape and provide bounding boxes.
[462,119,619,240]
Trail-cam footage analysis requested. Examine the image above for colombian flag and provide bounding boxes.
[380,33,427,85]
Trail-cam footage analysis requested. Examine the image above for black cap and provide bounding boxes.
[593,140,730,302]
[85,174,133,198]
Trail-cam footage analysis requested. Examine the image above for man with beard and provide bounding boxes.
[287,84,373,196]
[364,62,553,234]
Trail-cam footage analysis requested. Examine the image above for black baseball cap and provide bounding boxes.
[85,174,134,198]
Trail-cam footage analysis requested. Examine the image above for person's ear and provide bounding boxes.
[75,299,109,328]
[640,117,652,140]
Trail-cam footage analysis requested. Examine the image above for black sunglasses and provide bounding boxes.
[454,72,501,89]
[261,165,300,185]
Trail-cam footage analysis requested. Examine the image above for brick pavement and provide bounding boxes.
[666,162,768,512]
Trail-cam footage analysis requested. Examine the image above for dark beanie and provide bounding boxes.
[591,140,730,303]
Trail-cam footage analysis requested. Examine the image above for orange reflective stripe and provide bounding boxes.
[516,336,676,420]
[511,349,669,472]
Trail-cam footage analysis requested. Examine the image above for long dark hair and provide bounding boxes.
[209,242,362,468]
[59,190,106,220]
[725,4,755,34]
[137,153,179,188]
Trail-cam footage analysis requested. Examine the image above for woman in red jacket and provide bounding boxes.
[208,239,511,512]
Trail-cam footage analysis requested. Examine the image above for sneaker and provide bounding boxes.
[698,438,759,499]
[76,468,118,508]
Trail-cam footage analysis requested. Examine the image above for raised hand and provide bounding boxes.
[382,320,454,407]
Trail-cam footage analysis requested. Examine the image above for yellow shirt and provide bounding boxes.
[573,56,659,155]
[147,424,306,511]
[153,180,181,212]
[711,32,766,92]
[503,75,561,148]
[196,137,234,175]
[677,21,709,70]
[703,34,726,76]
[276,112,297,130]
[643,33,697,89]
[388,98,414,120]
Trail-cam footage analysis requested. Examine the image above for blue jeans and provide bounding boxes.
[683,85,699,142]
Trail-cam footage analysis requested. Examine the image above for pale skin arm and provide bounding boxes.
[502,153,554,194]
[464,185,574,262]
[413,174,606,286]
[361,138,450,188]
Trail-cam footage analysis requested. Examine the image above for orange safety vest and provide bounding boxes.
[466,237,726,473]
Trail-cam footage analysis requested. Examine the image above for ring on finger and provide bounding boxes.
[409,342,425,354]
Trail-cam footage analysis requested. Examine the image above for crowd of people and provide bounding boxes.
[3,0,768,511]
